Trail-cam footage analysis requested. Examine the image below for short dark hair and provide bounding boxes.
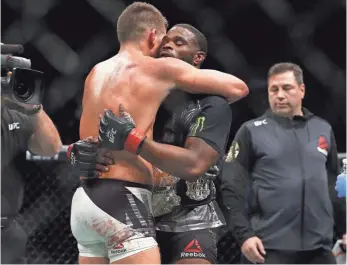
[268,62,304,85]
[174,24,208,54]
[117,2,168,43]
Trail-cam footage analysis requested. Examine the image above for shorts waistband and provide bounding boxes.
[81,178,152,191]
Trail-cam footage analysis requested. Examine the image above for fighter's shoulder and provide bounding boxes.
[200,95,229,108]
[147,57,188,76]
[199,95,231,115]
[85,63,104,81]
[93,58,116,72]
[130,57,162,77]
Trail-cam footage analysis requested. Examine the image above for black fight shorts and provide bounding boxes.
[156,228,218,264]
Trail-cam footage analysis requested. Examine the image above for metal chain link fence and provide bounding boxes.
[2,0,346,263]
[15,154,347,263]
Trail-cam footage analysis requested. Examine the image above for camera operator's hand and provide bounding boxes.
[67,137,114,179]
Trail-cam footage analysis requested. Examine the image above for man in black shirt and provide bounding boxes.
[144,25,231,265]
[69,24,237,264]
[1,98,62,263]
[221,62,345,264]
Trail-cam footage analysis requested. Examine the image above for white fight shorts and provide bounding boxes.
[70,179,157,262]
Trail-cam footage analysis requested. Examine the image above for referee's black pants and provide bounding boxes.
[241,248,336,264]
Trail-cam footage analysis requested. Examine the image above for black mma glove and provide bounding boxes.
[67,137,113,178]
[98,106,147,155]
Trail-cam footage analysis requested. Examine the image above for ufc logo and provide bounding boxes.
[106,128,117,143]
[254,119,267,127]
[8,122,20,130]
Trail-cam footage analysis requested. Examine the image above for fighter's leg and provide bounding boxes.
[71,187,111,264]
[77,242,109,264]
[79,257,109,264]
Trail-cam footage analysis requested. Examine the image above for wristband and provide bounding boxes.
[124,128,147,155]
[67,144,73,160]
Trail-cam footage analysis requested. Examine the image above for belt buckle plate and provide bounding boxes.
[185,177,211,201]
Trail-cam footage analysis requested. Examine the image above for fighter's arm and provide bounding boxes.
[140,96,232,182]
[220,124,256,247]
[156,57,249,103]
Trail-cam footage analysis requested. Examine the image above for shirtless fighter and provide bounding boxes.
[69,2,248,264]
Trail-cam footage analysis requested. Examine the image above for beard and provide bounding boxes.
[180,54,195,65]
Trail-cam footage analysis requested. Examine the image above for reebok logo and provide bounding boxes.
[114,243,124,249]
[110,243,126,254]
[180,239,206,258]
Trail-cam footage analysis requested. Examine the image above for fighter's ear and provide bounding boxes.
[148,29,157,48]
[193,51,206,67]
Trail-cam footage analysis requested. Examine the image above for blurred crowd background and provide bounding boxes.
[2,0,346,263]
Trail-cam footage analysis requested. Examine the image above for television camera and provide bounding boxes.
[1,44,44,105]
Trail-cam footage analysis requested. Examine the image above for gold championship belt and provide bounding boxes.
[152,167,181,217]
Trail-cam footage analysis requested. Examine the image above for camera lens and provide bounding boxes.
[14,82,33,100]
[13,75,35,102]
[9,68,44,104]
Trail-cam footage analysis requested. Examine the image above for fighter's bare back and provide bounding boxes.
[80,51,170,185]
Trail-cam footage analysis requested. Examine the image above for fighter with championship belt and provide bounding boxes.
[152,91,231,265]
[68,24,236,264]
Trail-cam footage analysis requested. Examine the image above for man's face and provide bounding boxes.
[159,26,203,66]
[268,71,305,117]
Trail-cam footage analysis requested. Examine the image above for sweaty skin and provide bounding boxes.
[80,46,248,185]
[80,52,164,185]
